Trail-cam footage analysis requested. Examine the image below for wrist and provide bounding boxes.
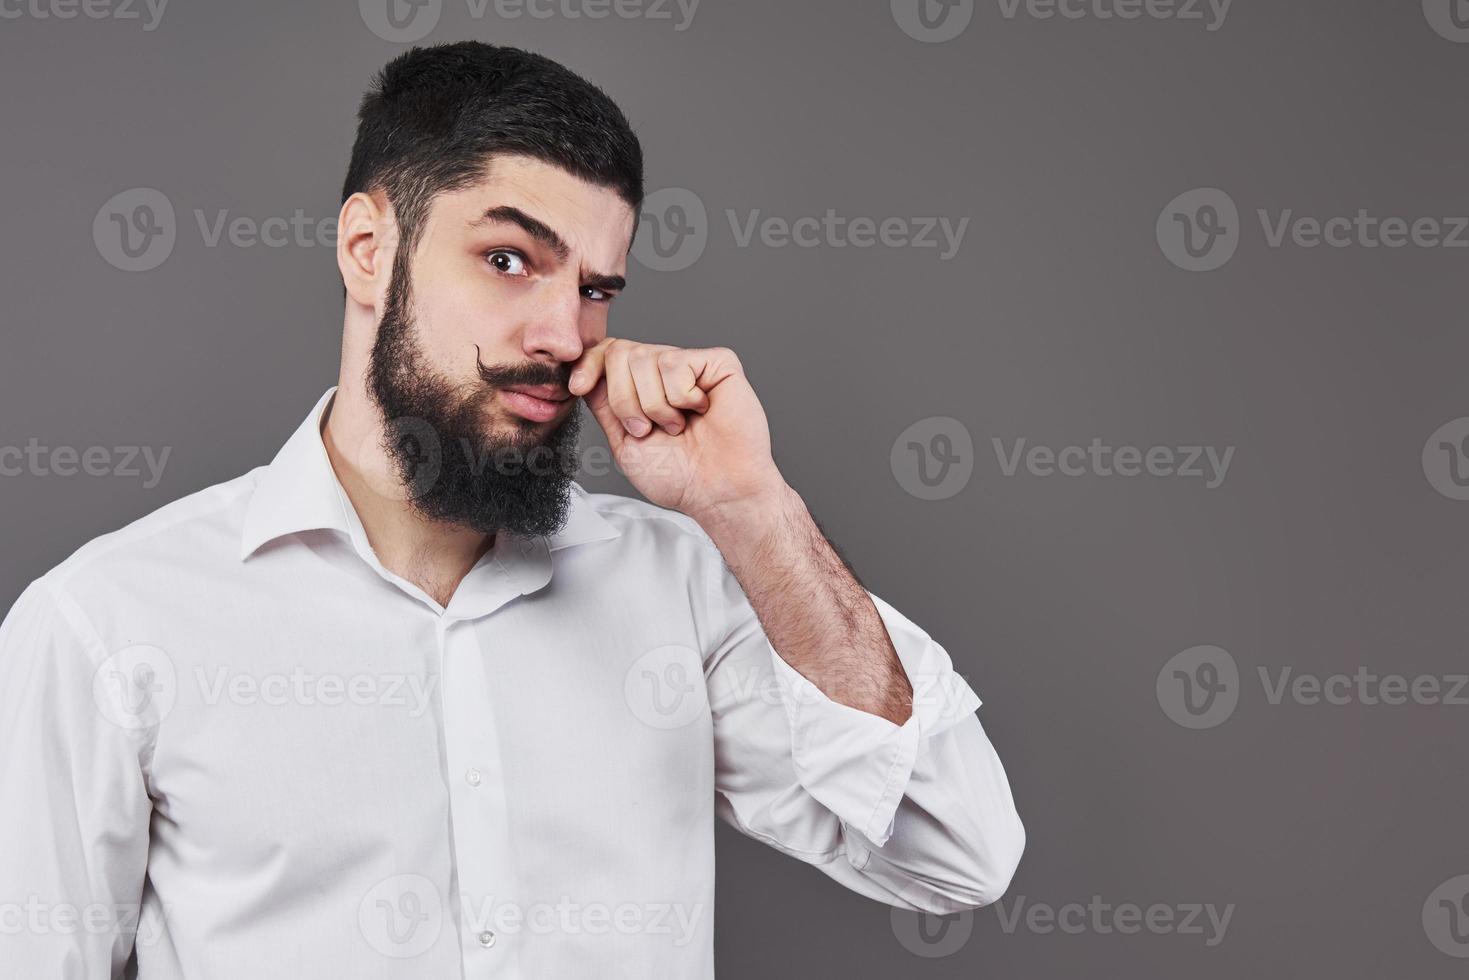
[694,481,804,553]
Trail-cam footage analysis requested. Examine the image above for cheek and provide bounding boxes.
[579,305,611,342]
[411,271,524,363]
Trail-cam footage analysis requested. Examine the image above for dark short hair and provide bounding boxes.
[342,41,644,261]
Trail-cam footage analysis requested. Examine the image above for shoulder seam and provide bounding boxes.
[46,475,259,591]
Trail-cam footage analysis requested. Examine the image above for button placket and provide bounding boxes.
[439,617,514,965]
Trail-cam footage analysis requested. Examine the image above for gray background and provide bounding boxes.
[2,0,1465,975]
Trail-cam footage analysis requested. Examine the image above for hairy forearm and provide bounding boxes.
[696,483,914,725]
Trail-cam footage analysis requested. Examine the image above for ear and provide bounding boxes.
[337,190,395,309]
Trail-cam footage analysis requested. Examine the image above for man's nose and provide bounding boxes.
[521,286,586,364]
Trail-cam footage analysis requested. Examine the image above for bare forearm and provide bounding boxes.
[696,483,914,725]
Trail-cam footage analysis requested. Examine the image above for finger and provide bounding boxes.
[603,341,654,438]
[629,349,685,435]
[582,375,626,453]
[658,350,712,415]
[568,338,613,397]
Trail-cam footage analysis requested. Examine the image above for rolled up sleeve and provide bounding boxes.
[766,591,984,846]
[703,548,1025,914]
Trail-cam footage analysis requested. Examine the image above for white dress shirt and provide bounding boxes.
[0,387,1024,979]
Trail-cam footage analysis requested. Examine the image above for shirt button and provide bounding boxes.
[478,930,496,948]
[465,768,482,787]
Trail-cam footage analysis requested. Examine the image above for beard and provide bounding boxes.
[365,251,584,538]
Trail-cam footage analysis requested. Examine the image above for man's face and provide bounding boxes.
[367,154,636,537]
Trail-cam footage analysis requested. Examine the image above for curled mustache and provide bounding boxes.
[474,344,573,392]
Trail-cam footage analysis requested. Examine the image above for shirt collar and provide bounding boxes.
[239,386,621,561]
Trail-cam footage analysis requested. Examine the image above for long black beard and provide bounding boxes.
[366,251,583,537]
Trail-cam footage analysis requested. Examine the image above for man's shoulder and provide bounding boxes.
[38,466,266,598]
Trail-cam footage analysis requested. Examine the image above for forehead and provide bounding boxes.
[425,154,636,253]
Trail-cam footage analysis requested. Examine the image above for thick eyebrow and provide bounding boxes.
[471,204,626,293]
[583,272,627,293]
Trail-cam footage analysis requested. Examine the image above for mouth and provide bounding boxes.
[499,384,573,423]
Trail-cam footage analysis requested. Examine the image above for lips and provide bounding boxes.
[505,384,570,403]
[499,385,573,423]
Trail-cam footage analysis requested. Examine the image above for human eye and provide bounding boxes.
[486,249,529,277]
[580,284,611,302]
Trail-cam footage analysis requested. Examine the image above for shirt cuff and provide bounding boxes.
[768,592,982,847]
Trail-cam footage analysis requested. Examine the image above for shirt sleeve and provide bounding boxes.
[701,547,1025,914]
[0,580,154,978]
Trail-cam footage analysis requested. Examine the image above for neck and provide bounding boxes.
[319,377,493,607]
